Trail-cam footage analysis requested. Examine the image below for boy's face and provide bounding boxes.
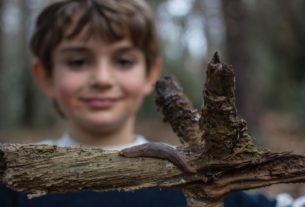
[33,36,160,135]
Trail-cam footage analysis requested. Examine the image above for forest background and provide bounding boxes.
[0,0,305,197]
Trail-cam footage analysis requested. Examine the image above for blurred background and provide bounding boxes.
[0,0,305,196]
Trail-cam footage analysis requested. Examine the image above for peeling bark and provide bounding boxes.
[1,53,305,207]
[200,52,257,159]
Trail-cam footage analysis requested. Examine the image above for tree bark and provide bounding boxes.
[1,53,305,206]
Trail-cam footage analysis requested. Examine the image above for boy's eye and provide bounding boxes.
[66,58,88,69]
[116,57,136,69]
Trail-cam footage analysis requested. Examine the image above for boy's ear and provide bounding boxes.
[143,58,162,95]
[31,59,54,99]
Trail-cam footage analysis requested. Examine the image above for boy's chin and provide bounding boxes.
[80,118,127,133]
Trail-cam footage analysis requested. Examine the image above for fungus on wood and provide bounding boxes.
[1,52,305,206]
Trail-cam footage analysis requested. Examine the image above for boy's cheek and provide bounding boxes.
[120,73,150,95]
[53,82,80,111]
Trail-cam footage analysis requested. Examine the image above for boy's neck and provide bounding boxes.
[68,118,135,147]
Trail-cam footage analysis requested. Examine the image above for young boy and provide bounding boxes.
[0,0,188,206]
[31,0,161,150]
[0,0,289,206]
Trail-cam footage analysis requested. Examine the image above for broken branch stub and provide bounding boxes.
[200,52,257,159]
[155,76,202,146]
[155,52,259,161]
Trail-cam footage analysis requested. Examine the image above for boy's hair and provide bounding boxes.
[30,0,159,76]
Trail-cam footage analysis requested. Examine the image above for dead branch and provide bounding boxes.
[1,52,305,206]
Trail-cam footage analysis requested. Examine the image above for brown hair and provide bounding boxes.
[30,0,159,76]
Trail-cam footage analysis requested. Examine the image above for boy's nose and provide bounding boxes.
[89,63,115,89]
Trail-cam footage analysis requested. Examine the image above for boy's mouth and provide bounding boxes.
[80,97,120,109]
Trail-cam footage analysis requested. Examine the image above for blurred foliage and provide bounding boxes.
[0,0,304,133]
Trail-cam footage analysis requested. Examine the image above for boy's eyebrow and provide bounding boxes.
[57,46,139,54]
[113,46,139,54]
[58,47,90,54]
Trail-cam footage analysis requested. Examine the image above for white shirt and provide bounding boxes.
[40,133,148,150]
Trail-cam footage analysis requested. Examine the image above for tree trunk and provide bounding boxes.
[0,0,5,129]
[221,0,260,137]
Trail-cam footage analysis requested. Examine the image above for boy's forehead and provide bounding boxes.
[60,21,133,48]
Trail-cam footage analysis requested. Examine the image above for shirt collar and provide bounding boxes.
[51,133,148,150]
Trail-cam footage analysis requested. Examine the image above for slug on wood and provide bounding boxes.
[119,142,197,174]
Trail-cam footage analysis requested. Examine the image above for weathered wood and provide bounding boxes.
[1,144,305,200]
[155,76,202,145]
[1,53,305,206]
[201,52,257,159]
[0,144,196,198]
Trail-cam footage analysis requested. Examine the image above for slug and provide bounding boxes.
[119,142,197,174]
